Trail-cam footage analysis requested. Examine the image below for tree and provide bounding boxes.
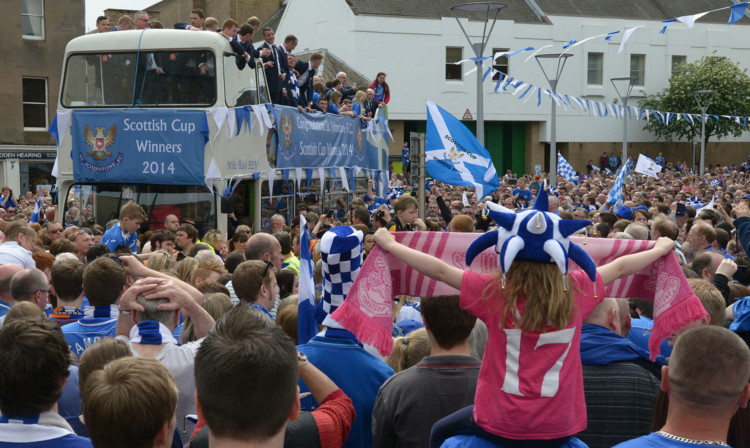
[639,54,750,159]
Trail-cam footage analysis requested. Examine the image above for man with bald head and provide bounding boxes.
[164,214,180,233]
[9,268,50,312]
[578,297,661,447]
[686,220,716,252]
[0,264,23,317]
[615,326,750,447]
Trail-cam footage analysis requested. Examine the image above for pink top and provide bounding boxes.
[460,269,604,440]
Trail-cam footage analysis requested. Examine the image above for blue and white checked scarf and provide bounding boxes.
[129,321,177,345]
[557,153,578,184]
[289,70,300,102]
[710,178,722,188]
[83,304,119,319]
[315,226,363,328]
[607,159,631,207]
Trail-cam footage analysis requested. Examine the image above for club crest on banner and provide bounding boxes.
[83,124,117,161]
[355,126,364,153]
[281,113,294,150]
[80,123,124,172]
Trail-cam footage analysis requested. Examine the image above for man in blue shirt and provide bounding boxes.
[61,257,126,358]
[511,178,533,205]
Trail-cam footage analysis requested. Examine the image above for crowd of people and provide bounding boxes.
[2,150,750,447]
[93,9,391,116]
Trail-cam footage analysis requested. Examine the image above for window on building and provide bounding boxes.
[22,0,45,39]
[446,47,463,80]
[492,48,509,81]
[23,78,48,130]
[671,55,686,75]
[587,53,603,86]
[630,54,646,86]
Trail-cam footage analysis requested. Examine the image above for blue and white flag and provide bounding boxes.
[607,159,631,207]
[297,214,318,345]
[557,153,578,184]
[425,101,500,198]
[30,197,42,223]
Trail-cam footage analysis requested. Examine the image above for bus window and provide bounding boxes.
[224,53,259,107]
[64,183,217,235]
[61,51,217,107]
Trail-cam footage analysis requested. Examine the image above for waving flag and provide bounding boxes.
[425,101,500,198]
[30,197,43,223]
[607,159,631,207]
[634,154,662,178]
[557,153,578,184]
[297,214,318,345]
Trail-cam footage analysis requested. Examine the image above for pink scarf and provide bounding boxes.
[331,232,706,360]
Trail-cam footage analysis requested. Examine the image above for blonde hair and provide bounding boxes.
[484,260,574,332]
[147,251,170,272]
[175,257,198,283]
[387,327,431,372]
[180,293,232,345]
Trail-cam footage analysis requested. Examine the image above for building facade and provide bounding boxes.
[275,0,750,174]
[0,0,84,194]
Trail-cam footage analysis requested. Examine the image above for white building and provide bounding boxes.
[275,0,750,173]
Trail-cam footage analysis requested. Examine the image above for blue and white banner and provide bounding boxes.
[274,106,382,170]
[607,159,631,207]
[557,153,578,184]
[30,197,42,223]
[70,110,207,185]
[298,214,318,345]
[424,100,500,198]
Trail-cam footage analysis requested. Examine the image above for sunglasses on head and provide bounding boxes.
[262,260,273,278]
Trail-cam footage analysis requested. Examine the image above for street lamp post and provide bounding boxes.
[535,53,573,187]
[450,2,507,146]
[610,76,636,164]
[694,90,716,175]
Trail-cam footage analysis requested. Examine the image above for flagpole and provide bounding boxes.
[611,76,636,165]
[451,2,507,146]
[535,53,573,188]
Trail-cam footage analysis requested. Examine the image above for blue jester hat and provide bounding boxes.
[466,189,597,281]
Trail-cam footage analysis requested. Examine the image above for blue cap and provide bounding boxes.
[397,319,424,336]
[744,194,750,200]
[675,203,688,216]
[614,205,633,220]
[632,205,649,212]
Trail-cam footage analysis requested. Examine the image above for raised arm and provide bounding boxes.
[373,228,463,289]
[597,237,675,286]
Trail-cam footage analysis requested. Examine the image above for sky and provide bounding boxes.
[85,0,155,32]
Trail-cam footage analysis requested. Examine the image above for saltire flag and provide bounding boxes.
[297,214,318,345]
[30,197,43,223]
[425,101,500,198]
[557,153,578,184]
[607,159,631,207]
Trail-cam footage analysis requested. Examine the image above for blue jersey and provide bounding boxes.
[61,318,117,358]
[0,300,10,318]
[100,222,138,253]
[0,416,93,448]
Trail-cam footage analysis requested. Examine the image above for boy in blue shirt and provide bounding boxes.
[100,203,146,254]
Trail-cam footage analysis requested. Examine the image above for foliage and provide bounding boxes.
[638,54,750,148]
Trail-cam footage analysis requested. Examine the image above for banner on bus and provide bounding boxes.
[273,106,383,170]
[70,110,207,185]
